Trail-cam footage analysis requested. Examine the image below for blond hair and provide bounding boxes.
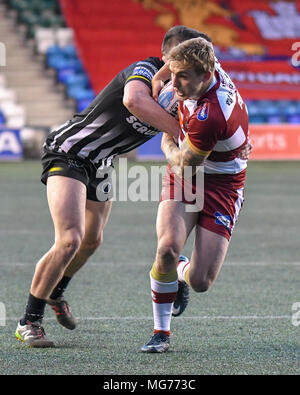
[169,37,215,75]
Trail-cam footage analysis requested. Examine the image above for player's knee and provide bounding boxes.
[190,277,212,293]
[56,228,84,258]
[156,241,180,266]
[80,234,103,255]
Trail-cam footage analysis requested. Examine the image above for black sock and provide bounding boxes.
[20,293,46,325]
[49,276,72,300]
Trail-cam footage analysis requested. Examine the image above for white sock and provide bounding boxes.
[177,259,190,284]
[150,268,178,335]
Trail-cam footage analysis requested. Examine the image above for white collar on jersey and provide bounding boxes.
[206,73,218,93]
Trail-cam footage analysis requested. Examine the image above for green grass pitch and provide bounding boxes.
[0,160,299,375]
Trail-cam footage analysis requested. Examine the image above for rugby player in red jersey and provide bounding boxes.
[141,37,249,353]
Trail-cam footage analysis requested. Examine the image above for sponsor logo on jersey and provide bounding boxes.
[135,61,159,74]
[197,100,209,121]
[132,66,153,81]
[126,115,160,136]
[215,211,232,231]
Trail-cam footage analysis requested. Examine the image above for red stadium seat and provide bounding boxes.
[60,0,164,91]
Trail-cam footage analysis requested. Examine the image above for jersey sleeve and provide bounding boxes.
[124,57,164,89]
[185,100,226,156]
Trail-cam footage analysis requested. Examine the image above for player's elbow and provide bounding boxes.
[123,92,142,113]
[122,95,134,111]
[123,81,151,114]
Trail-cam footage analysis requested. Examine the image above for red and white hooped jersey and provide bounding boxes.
[178,58,249,182]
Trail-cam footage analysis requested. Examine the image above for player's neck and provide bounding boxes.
[204,73,216,94]
[186,74,216,103]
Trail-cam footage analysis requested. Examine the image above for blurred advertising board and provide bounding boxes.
[137,125,300,161]
[0,128,23,161]
[250,124,300,160]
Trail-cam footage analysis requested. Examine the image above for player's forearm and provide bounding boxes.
[153,61,171,84]
[161,133,183,176]
[161,134,206,177]
[124,92,180,138]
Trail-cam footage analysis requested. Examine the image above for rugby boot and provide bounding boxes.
[15,320,54,347]
[141,332,170,353]
[47,296,76,330]
[172,255,190,317]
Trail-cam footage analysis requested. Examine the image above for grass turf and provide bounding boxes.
[0,160,299,375]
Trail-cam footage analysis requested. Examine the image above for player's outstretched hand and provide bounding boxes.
[152,78,165,101]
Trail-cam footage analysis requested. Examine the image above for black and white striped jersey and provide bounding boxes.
[45,57,164,166]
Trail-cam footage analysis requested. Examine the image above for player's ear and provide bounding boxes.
[162,54,168,63]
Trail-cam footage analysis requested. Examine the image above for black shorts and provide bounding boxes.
[41,147,113,202]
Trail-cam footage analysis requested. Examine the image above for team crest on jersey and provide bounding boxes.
[215,211,232,231]
[197,100,209,121]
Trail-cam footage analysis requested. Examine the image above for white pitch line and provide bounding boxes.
[5,315,291,321]
[77,315,292,321]
[1,261,300,267]
[226,262,300,266]
[0,230,52,235]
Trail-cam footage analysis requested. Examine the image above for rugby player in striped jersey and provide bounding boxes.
[15,26,203,347]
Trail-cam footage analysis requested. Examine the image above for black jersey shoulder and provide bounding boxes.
[47,57,165,145]
[124,56,164,89]
[70,56,164,123]
[45,57,165,160]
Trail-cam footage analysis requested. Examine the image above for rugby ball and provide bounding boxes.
[158,81,179,119]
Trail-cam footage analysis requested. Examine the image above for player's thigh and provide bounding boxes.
[47,175,87,241]
[83,199,112,243]
[189,226,229,291]
[156,200,198,256]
